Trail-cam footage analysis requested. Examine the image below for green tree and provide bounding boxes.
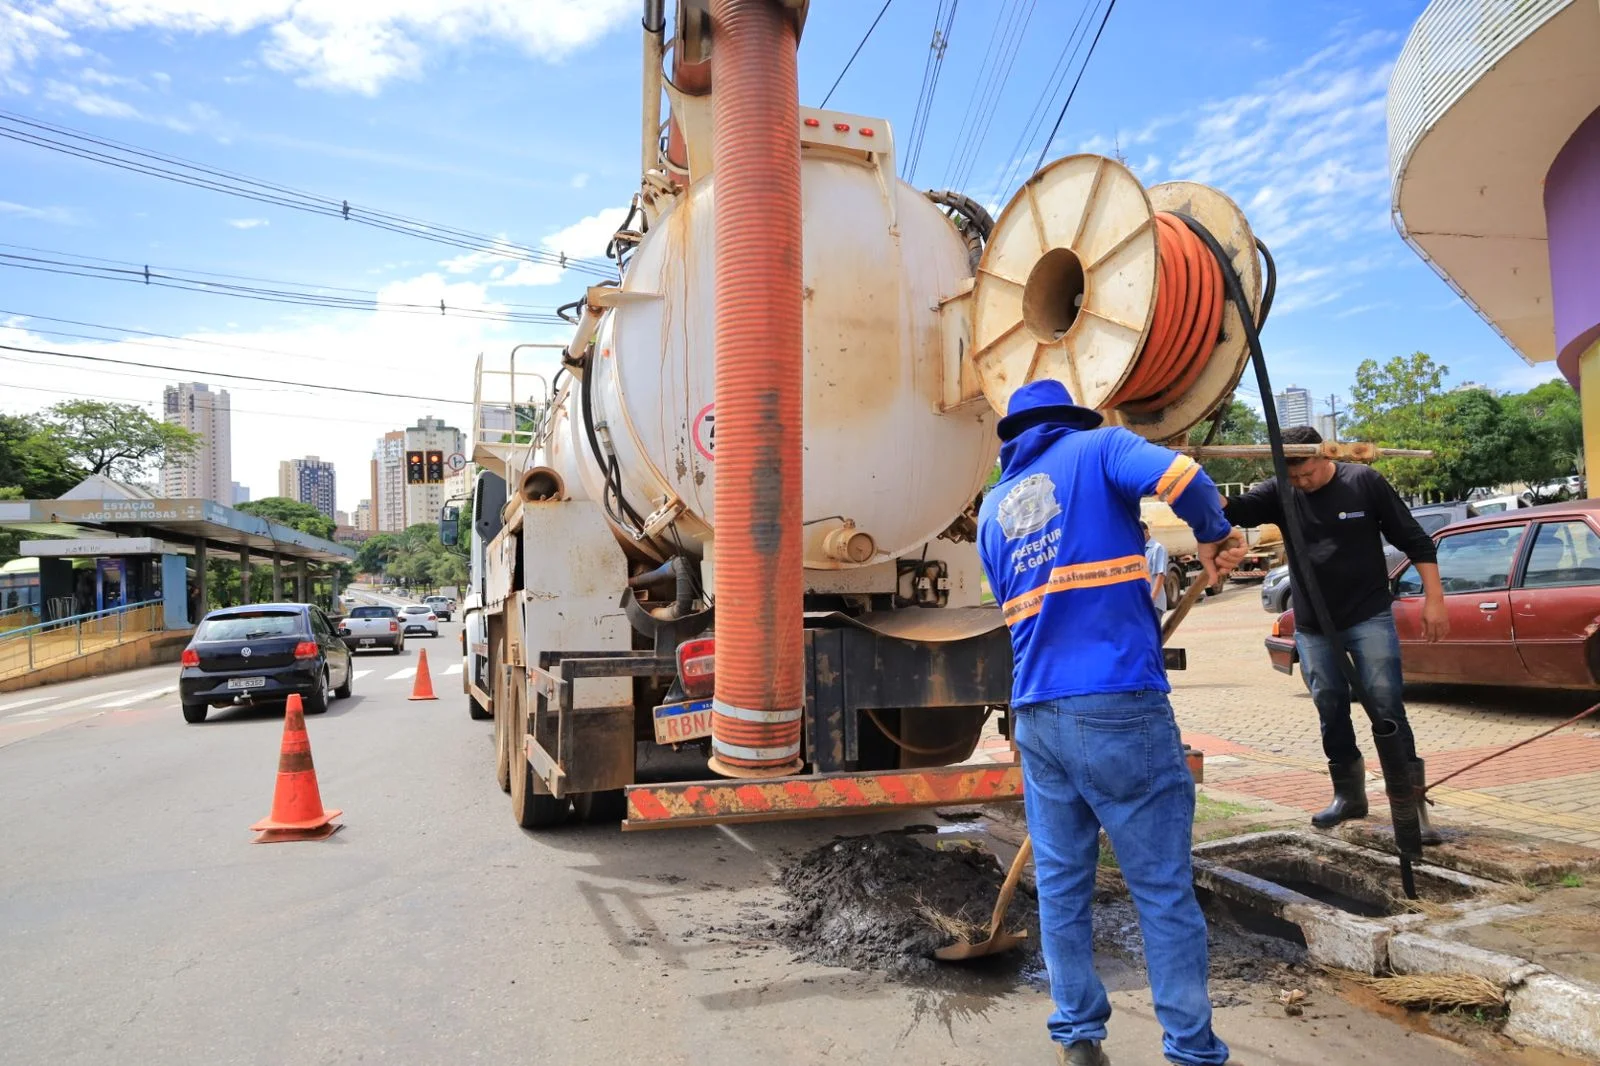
[38,400,199,482]
[1344,353,1450,499]
[355,533,400,576]
[0,413,84,498]
[1188,399,1271,489]
[1427,390,1534,501]
[1503,380,1582,485]
[237,497,336,540]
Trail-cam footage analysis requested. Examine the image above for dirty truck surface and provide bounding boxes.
[0,661,1537,1065]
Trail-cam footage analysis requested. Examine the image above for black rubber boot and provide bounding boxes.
[1412,759,1442,845]
[1311,757,1369,828]
[1057,1040,1110,1066]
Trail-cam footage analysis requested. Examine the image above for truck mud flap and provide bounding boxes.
[622,764,1023,831]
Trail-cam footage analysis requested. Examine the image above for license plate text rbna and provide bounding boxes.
[653,699,713,744]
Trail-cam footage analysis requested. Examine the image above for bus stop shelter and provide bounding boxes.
[0,494,355,629]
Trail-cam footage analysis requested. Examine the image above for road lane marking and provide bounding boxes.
[386,668,417,681]
[353,670,373,680]
[0,695,51,715]
[53,689,133,711]
[103,685,176,708]
[443,664,463,676]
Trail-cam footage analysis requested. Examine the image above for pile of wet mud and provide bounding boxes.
[773,828,1041,978]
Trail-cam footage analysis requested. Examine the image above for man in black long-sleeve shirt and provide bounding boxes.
[1224,426,1448,840]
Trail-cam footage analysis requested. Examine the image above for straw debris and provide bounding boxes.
[1327,968,1506,1012]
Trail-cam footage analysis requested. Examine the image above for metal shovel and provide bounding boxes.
[934,575,1212,961]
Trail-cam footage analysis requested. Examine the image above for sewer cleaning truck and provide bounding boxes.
[450,0,1269,831]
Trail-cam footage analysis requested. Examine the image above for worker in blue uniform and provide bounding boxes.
[978,380,1246,1066]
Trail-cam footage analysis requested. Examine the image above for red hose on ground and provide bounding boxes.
[708,0,805,778]
[1107,211,1225,410]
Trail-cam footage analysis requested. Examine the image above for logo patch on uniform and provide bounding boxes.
[997,473,1061,539]
[1338,510,1366,520]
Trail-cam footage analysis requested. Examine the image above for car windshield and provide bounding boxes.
[197,612,303,641]
[1416,513,1453,535]
[349,606,396,618]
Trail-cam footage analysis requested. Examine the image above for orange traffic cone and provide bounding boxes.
[250,694,342,843]
[409,648,439,701]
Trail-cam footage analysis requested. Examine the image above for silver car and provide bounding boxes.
[398,604,440,637]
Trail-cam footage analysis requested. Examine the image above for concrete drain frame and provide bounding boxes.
[1193,830,1600,1060]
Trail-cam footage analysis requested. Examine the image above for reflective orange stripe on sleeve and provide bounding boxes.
[1002,555,1149,625]
[1156,455,1202,504]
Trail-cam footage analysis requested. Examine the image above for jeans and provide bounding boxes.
[1014,691,1229,1066]
[1294,610,1415,765]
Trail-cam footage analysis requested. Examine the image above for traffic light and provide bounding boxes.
[426,450,444,483]
[406,450,425,484]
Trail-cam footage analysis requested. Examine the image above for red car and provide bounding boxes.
[1266,500,1600,690]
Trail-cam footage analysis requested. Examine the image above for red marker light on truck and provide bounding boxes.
[676,637,715,699]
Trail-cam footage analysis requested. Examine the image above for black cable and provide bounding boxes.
[0,341,472,406]
[820,0,894,108]
[1177,214,1425,874]
[1034,0,1117,174]
[0,109,615,277]
[938,0,1013,190]
[995,0,1098,198]
[1255,236,1277,330]
[949,0,1039,194]
[904,0,960,183]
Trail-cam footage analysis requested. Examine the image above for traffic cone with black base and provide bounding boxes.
[251,693,342,843]
[409,648,438,701]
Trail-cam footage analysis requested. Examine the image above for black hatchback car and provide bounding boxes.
[179,603,354,723]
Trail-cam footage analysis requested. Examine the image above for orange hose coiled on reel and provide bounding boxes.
[1107,212,1225,411]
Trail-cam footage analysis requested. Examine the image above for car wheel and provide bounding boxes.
[181,701,208,724]
[334,667,353,699]
[392,639,404,655]
[304,670,331,715]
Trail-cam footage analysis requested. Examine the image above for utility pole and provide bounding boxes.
[1323,394,1343,441]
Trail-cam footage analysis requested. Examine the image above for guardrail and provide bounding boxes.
[0,602,40,632]
[0,599,164,678]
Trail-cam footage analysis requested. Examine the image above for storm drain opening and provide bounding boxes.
[1195,831,1487,918]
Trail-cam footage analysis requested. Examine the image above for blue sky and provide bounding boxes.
[0,0,1561,512]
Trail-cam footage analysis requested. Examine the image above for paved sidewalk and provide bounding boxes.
[1172,587,1600,847]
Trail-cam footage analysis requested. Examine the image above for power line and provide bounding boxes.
[949,0,1039,194]
[938,0,1015,191]
[0,248,572,324]
[1034,0,1118,173]
[0,342,474,406]
[904,0,961,183]
[820,0,894,108]
[994,0,1099,197]
[0,307,395,365]
[0,108,617,279]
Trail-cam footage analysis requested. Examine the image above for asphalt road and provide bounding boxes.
[0,625,1520,1066]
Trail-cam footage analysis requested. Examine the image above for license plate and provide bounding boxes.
[227,676,267,690]
[652,698,713,744]
[359,638,376,645]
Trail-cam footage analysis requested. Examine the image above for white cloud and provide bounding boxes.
[433,207,627,290]
[0,199,84,224]
[570,172,589,189]
[226,217,270,229]
[14,0,638,95]
[79,67,141,89]
[43,78,140,118]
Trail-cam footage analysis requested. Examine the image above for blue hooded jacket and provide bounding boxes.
[978,385,1231,706]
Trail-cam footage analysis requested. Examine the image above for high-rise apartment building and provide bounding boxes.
[1315,413,1340,442]
[278,456,337,519]
[404,416,466,530]
[1274,386,1313,429]
[231,482,249,505]
[159,382,232,502]
[354,499,372,532]
[372,431,406,533]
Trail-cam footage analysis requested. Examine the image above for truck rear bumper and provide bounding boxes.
[622,763,1024,830]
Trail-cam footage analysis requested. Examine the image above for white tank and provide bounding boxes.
[550,150,999,570]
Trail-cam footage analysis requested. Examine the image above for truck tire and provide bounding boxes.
[509,682,567,829]
[468,694,491,721]
[1165,565,1185,607]
[572,789,627,823]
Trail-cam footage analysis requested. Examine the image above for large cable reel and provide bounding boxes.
[970,154,1263,442]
